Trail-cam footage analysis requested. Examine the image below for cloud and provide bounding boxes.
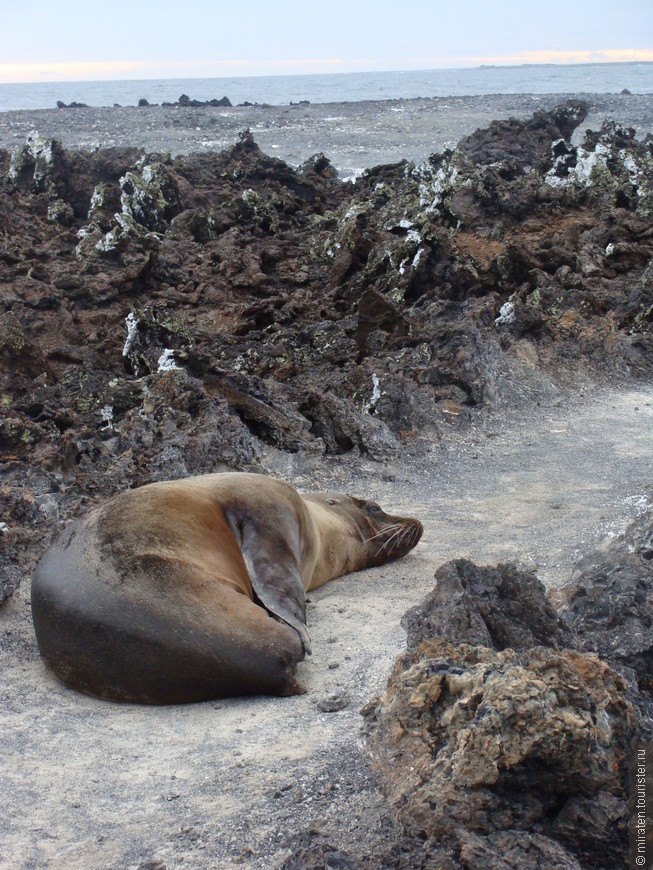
[453,48,653,65]
[1,49,652,83]
[0,61,154,83]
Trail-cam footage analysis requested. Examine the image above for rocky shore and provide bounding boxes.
[2,98,653,867]
[2,98,653,596]
[2,91,653,179]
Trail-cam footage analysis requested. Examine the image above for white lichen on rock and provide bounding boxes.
[9,131,54,187]
[343,205,361,221]
[118,161,172,231]
[122,312,139,358]
[114,212,134,234]
[545,140,611,189]
[100,405,114,429]
[242,188,258,206]
[88,183,106,217]
[120,170,150,224]
[495,301,516,326]
[75,227,88,257]
[47,199,73,225]
[78,161,174,258]
[157,349,178,372]
[414,157,461,214]
[362,373,382,414]
[574,143,611,187]
[411,247,423,270]
[95,228,119,252]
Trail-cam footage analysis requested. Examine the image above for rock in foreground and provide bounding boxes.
[401,558,576,651]
[362,562,639,869]
[558,508,653,708]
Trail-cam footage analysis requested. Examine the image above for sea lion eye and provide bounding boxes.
[327,498,338,505]
[368,503,383,514]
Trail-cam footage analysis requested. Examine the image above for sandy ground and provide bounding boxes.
[2,384,652,869]
[1,93,653,178]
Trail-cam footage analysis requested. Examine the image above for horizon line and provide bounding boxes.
[2,49,653,85]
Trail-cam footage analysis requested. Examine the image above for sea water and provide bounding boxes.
[0,62,652,113]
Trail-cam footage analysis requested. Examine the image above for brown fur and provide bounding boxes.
[31,473,422,704]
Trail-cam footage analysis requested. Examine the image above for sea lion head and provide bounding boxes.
[303,492,423,583]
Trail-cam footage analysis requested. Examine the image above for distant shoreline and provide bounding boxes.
[1,61,651,113]
[478,60,653,69]
[2,58,652,90]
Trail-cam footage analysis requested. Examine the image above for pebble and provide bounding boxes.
[317,691,350,712]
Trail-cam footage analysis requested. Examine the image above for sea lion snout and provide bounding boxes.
[365,514,423,564]
[302,492,423,568]
[375,516,423,558]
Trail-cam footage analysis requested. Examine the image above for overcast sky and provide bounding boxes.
[2,0,652,83]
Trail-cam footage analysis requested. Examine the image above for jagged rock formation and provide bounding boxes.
[161,94,232,108]
[401,559,576,652]
[2,103,653,600]
[361,561,639,869]
[557,508,653,700]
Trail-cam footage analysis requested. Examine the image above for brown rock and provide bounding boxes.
[401,559,576,651]
[363,638,633,868]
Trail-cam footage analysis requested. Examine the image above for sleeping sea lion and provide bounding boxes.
[31,472,422,704]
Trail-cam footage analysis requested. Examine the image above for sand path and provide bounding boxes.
[1,385,652,868]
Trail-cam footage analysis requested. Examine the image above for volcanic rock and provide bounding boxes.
[401,559,576,651]
[557,509,653,698]
[457,99,589,168]
[2,103,653,601]
[162,94,232,108]
[282,837,360,869]
[362,561,639,868]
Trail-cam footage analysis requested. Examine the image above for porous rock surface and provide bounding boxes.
[360,562,639,869]
[401,558,576,652]
[2,101,653,602]
[558,508,653,697]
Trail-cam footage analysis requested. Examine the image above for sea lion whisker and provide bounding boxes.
[377,535,397,553]
[363,524,402,544]
[379,526,406,553]
[379,527,403,549]
[395,523,420,552]
[395,526,412,550]
[362,526,397,544]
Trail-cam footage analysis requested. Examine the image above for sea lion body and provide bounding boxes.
[31,473,422,704]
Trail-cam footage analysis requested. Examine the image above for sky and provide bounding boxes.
[2,0,652,83]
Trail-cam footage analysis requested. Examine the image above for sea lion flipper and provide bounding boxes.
[240,519,312,655]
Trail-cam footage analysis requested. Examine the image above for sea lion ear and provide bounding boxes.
[239,519,312,655]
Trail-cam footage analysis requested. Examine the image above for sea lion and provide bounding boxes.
[31,472,422,704]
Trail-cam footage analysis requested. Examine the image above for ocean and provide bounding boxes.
[1,62,652,113]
